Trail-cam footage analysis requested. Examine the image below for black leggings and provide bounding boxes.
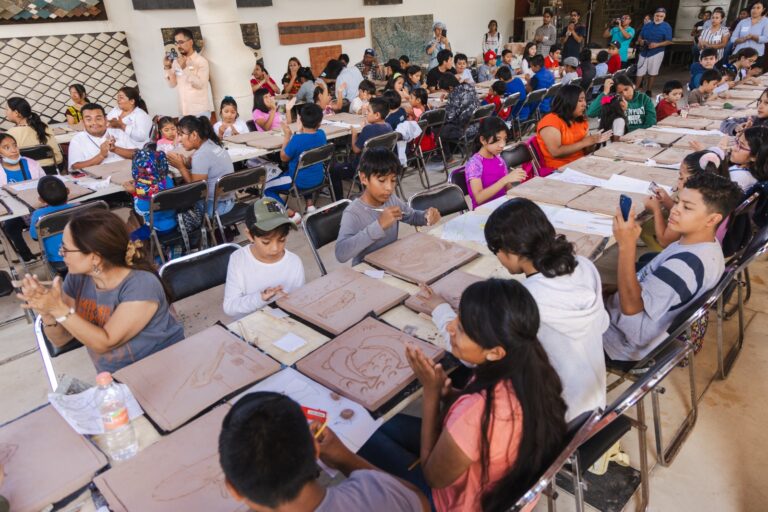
[1,217,33,261]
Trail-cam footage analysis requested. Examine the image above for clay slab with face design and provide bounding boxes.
[0,406,108,512]
[276,267,409,335]
[296,317,445,411]
[671,133,729,149]
[618,166,678,188]
[404,270,483,315]
[363,232,480,284]
[94,406,249,512]
[114,325,279,432]
[651,147,695,165]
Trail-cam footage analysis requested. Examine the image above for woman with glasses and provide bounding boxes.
[728,126,768,190]
[18,209,185,373]
[163,28,213,116]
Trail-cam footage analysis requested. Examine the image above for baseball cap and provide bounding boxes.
[364,48,376,56]
[608,40,620,49]
[483,50,497,63]
[655,7,666,13]
[245,198,297,233]
[563,56,579,67]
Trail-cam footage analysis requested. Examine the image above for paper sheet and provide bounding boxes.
[48,384,144,435]
[538,204,614,237]
[604,174,672,195]
[475,194,511,213]
[232,367,381,453]
[265,307,289,319]
[553,168,609,187]
[440,212,490,244]
[649,127,724,136]
[273,332,308,353]
[364,269,385,279]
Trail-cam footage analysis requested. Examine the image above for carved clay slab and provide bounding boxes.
[619,129,682,146]
[114,325,279,432]
[364,232,480,284]
[224,131,267,144]
[83,159,133,185]
[593,142,665,163]
[404,270,483,315]
[325,113,367,126]
[687,106,750,120]
[277,267,409,335]
[652,147,694,165]
[3,181,94,209]
[619,166,678,188]
[562,156,625,179]
[556,229,608,260]
[94,406,249,512]
[671,133,729,149]
[296,317,445,411]
[567,188,648,217]
[657,116,714,130]
[507,177,592,206]
[724,89,763,100]
[706,97,756,108]
[0,406,108,512]
[730,83,766,91]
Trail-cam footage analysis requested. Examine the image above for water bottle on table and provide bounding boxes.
[95,372,138,461]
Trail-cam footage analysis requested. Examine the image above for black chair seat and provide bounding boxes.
[605,356,642,374]
[0,271,13,298]
[48,261,68,279]
[576,415,632,472]
[157,227,202,248]
[45,336,83,357]
[218,201,251,226]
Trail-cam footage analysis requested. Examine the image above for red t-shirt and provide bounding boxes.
[655,99,680,122]
[607,53,622,73]
[544,55,558,69]
[484,93,511,120]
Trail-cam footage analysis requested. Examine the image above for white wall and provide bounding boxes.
[0,0,515,117]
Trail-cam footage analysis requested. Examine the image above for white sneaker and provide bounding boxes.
[306,205,317,213]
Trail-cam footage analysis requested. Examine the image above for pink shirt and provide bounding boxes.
[465,153,509,209]
[432,381,527,512]
[252,109,282,132]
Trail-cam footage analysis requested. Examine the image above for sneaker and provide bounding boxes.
[306,205,317,213]
[290,212,302,225]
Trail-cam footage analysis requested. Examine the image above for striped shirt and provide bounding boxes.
[699,25,730,60]
[603,241,724,361]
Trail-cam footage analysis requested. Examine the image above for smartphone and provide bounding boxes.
[442,29,447,36]
[648,181,661,195]
[619,194,632,221]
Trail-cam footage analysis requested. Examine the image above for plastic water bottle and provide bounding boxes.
[95,372,138,461]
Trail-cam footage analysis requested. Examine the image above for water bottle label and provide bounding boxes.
[103,407,129,431]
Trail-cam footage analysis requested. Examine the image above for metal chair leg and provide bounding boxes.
[34,316,58,391]
[652,349,698,466]
[635,397,650,511]
[570,453,585,512]
[717,280,746,379]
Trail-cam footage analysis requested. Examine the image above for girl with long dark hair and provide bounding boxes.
[5,97,63,168]
[360,279,568,511]
[107,86,152,147]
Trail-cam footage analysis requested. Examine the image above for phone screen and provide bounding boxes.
[620,194,632,221]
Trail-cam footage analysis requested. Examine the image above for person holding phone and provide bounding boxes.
[426,21,451,70]
[163,28,213,116]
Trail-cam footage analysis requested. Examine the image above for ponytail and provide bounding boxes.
[118,86,148,113]
[8,97,49,145]
[177,115,222,147]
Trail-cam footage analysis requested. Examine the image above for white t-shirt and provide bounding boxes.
[349,97,368,115]
[458,68,475,84]
[67,128,134,172]
[106,107,152,148]
[336,65,365,102]
[730,165,758,191]
[612,118,627,137]
[213,119,250,138]
[223,245,305,318]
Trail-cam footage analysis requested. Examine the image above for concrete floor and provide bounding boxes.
[2,67,767,511]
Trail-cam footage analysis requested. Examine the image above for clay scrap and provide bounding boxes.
[296,317,445,411]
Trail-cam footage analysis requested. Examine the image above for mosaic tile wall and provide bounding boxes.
[0,32,137,129]
[0,0,107,24]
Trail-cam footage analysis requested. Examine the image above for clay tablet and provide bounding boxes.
[94,406,249,512]
[507,177,592,206]
[686,107,743,121]
[651,147,694,165]
[114,325,279,432]
[671,133,728,149]
[404,270,483,315]
[296,317,445,411]
[562,156,623,179]
[567,188,648,217]
[657,116,714,130]
[84,159,133,185]
[593,142,665,163]
[619,129,681,146]
[619,166,678,188]
[276,267,409,335]
[556,229,608,260]
[363,232,480,284]
[0,406,108,512]
[724,88,763,100]
[3,180,94,209]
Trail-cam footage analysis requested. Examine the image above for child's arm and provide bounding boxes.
[335,208,399,263]
[399,196,438,227]
[279,122,293,163]
[469,168,527,205]
[222,266,274,317]
[613,207,645,315]
[333,84,346,112]
[644,195,681,248]
[350,126,363,154]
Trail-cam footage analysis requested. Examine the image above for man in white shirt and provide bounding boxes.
[335,62,364,103]
[163,28,213,116]
[68,103,135,173]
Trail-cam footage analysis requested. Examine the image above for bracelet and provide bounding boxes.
[43,319,58,328]
[55,307,75,324]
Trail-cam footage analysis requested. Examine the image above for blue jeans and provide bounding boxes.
[358,414,435,509]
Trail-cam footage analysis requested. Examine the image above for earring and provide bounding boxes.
[92,264,101,275]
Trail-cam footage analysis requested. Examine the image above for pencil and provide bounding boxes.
[408,458,420,471]
[314,421,328,439]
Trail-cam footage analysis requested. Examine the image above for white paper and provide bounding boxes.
[649,127,724,136]
[48,384,144,435]
[364,269,385,279]
[440,212,490,243]
[273,332,308,353]
[539,204,614,237]
[476,194,511,213]
[553,168,609,187]
[713,83,729,95]
[232,368,380,453]
[646,159,681,170]
[264,307,289,319]
[604,174,672,195]
[81,176,111,190]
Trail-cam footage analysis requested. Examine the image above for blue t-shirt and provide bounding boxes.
[285,130,328,189]
[2,160,32,183]
[530,68,555,113]
[385,108,407,130]
[688,62,708,89]
[610,26,636,62]
[30,203,74,263]
[639,22,672,57]
[505,78,529,120]
[132,176,178,234]
[355,122,393,151]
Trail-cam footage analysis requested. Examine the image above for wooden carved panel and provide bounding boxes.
[278,17,365,45]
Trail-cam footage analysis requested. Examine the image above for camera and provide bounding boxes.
[166,48,178,60]
[611,18,621,27]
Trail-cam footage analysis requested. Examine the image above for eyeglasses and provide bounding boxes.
[733,139,751,152]
[174,39,190,45]
[58,245,81,257]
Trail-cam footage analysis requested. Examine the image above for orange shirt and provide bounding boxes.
[535,113,589,169]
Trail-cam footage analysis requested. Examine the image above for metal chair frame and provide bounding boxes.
[515,88,547,136]
[346,132,398,198]
[149,181,210,264]
[455,103,496,164]
[19,144,58,175]
[288,143,337,213]
[302,199,352,275]
[211,166,266,244]
[412,108,451,189]
[407,184,469,225]
[158,242,241,302]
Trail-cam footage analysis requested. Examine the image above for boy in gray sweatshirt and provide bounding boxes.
[335,147,440,265]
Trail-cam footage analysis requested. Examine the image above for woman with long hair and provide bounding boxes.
[107,86,152,147]
[250,61,280,95]
[360,279,568,511]
[5,97,63,168]
[281,57,302,95]
[65,83,89,126]
[18,209,185,373]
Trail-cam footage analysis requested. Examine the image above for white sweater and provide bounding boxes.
[223,246,305,318]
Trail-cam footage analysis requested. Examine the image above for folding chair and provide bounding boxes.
[417,108,450,175]
[500,92,521,134]
[288,143,336,212]
[35,201,109,279]
[19,144,58,175]
[455,103,495,164]
[34,315,84,391]
[302,199,351,275]
[401,118,433,192]
[408,184,468,218]
[569,77,582,89]
[212,166,266,243]
[515,88,547,136]
[448,166,468,196]
[346,132,398,198]
[589,74,611,99]
[507,410,601,512]
[501,141,534,170]
[149,181,210,264]
[159,243,240,303]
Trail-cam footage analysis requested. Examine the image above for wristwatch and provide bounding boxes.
[55,307,76,324]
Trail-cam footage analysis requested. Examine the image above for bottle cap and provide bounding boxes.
[95,372,113,386]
